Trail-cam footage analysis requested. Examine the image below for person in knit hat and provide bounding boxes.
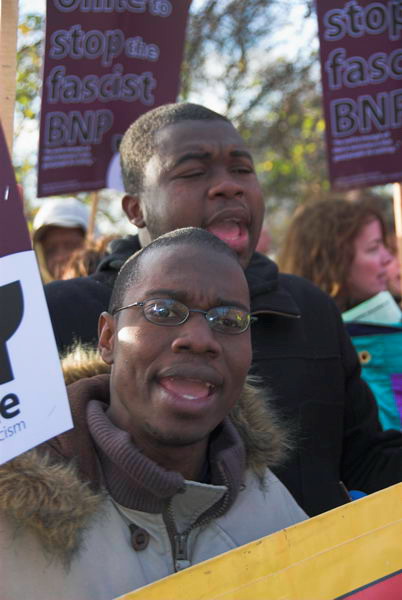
[32,197,90,282]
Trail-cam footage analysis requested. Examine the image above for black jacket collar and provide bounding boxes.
[246,252,301,318]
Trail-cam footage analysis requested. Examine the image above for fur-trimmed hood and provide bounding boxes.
[0,347,291,563]
[0,450,104,566]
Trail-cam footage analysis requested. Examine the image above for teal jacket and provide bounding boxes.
[346,322,402,431]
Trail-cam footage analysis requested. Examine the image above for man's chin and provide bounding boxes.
[144,423,207,448]
[209,233,254,269]
[230,245,253,269]
[238,250,253,269]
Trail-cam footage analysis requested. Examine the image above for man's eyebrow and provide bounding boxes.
[144,289,250,311]
[171,152,211,169]
[170,149,254,169]
[145,288,185,299]
[214,297,250,312]
[229,149,254,161]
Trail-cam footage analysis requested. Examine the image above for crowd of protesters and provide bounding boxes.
[2,102,402,599]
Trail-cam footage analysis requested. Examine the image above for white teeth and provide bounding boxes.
[182,384,214,399]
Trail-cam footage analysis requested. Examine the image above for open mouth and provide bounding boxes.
[207,218,250,253]
[159,377,216,401]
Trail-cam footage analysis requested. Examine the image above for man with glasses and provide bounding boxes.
[0,228,306,599]
[45,102,402,518]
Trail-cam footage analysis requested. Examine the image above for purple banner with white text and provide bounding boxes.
[317,0,402,190]
[38,0,191,197]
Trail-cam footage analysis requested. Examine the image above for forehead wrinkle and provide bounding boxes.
[154,125,252,169]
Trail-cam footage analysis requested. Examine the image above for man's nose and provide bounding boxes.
[207,172,244,200]
[171,314,221,357]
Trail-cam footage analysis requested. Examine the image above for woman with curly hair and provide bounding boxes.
[278,199,402,431]
[278,199,393,312]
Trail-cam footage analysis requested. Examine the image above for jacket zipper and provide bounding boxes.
[252,309,301,319]
[164,468,232,572]
[173,532,191,571]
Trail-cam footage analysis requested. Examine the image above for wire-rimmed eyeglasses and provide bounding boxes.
[112,297,253,335]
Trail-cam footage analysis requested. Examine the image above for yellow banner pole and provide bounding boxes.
[393,182,402,299]
[0,0,18,154]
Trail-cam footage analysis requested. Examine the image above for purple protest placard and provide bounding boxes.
[0,122,72,464]
[37,0,191,197]
[0,134,31,259]
[317,0,402,190]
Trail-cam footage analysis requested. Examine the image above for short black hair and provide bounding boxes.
[109,227,240,315]
[119,102,231,196]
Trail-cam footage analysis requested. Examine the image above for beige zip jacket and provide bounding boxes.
[0,459,305,600]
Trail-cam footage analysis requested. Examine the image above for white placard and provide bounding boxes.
[0,250,73,464]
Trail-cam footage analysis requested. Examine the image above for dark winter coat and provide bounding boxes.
[45,235,402,517]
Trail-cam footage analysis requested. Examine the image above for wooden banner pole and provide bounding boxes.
[393,182,402,299]
[87,190,99,240]
[0,0,18,154]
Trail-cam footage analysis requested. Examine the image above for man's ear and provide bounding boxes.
[122,194,146,228]
[98,312,116,365]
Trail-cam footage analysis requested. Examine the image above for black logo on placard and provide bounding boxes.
[0,281,24,385]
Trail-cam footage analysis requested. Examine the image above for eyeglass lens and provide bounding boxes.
[143,299,250,334]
